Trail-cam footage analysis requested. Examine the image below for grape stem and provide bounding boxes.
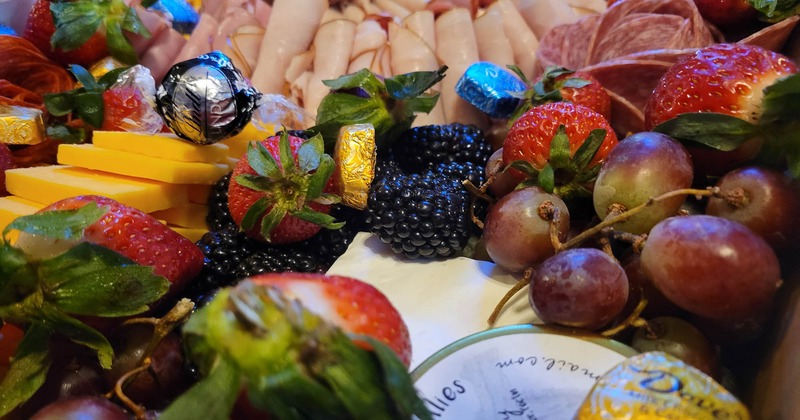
[463,179,495,230]
[600,296,649,337]
[114,360,153,420]
[559,187,719,251]
[487,268,532,326]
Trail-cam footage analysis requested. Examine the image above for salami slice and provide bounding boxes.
[0,80,44,110]
[583,59,674,110]
[739,16,800,52]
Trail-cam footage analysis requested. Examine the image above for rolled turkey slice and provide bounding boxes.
[403,10,436,50]
[343,4,367,22]
[140,28,187,82]
[349,50,378,74]
[213,20,265,77]
[473,7,515,67]
[251,0,328,94]
[435,8,488,127]
[390,25,447,126]
[351,19,388,59]
[173,13,218,64]
[488,0,540,79]
[515,0,579,39]
[129,6,170,55]
[393,0,429,11]
[375,0,412,19]
[305,19,358,117]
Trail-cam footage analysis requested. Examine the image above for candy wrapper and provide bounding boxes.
[455,62,526,119]
[88,57,126,83]
[333,124,376,210]
[252,93,313,132]
[106,65,164,134]
[149,0,200,34]
[0,105,44,145]
[575,352,750,420]
[157,51,260,145]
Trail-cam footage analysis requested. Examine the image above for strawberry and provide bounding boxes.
[510,66,611,122]
[645,43,797,130]
[248,273,412,367]
[503,102,618,196]
[0,143,12,196]
[692,0,756,27]
[23,0,150,67]
[101,86,147,131]
[228,132,343,244]
[37,195,204,298]
[645,43,800,177]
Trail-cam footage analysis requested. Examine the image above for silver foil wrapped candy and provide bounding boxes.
[156,51,260,145]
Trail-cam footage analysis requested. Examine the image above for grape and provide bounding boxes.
[482,186,569,272]
[706,166,800,251]
[30,397,129,420]
[484,148,517,198]
[631,316,719,378]
[528,248,629,330]
[593,132,693,234]
[640,215,781,321]
[621,252,682,318]
[106,324,190,409]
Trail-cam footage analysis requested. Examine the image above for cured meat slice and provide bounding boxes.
[607,90,644,137]
[0,80,44,110]
[592,14,685,63]
[582,60,674,110]
[0,36,73,96]
[535,14,600,72]
[739,15,800,52]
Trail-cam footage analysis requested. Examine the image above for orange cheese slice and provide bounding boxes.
[151,202,209,229]
[92,131,230,163]
[5,165,188,213]
[58,144,230,185]
[220,121,276,158]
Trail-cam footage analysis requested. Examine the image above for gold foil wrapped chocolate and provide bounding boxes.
[0,105,44,145]
[334,124,376,210]
[89,57,126,81]
[576,352,750,420]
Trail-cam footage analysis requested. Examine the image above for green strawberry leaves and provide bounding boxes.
[0,205,170,414]
[167,280,432,420]
[652,113,758,151]
[508,65,591,123]
[512,126,606,197]
[235,132,343,241]
[311,67,446,151]
[749,0,800,22]
[50,0,151,65]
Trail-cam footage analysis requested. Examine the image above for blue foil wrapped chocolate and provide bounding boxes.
[157,51,260,145]
[149,0,200,35]
[456,62,527,119]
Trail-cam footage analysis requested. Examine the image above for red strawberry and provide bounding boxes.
[0,143,12,196]
[503,102,618,194]
[101,86,147,131]
[23,0,149,67]
[645,43,798,130]
[248,273,412,367]
[511,67,611,121]
[38,195,204,299]
[228,132,342,244]
[692,0,756,28]
[23,0,108,67]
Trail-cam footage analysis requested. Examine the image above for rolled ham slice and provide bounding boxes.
[403,10,436,50]
[515,0,579,39]
[487,0,540,79]
[215,25,265,78]
[173,13,218,64]
[435,8,488,127]
[251,0,328,94]
[130,6,170,55]
[375,0,411,19]
[351,19,388,59]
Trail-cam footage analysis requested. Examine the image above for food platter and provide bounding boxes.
[2,0,800,418]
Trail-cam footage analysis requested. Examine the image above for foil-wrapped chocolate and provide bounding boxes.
[149,0,200,35]
[157,51,260,145]
[333,124,376,210]
[0,105,44,145]
[455,62,526,119]
[88,57,126,82]
[576,352,750,419]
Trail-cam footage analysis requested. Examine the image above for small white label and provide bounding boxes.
[413,332,629,420]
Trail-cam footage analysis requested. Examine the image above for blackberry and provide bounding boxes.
[299,223,356,268]
[390,123,492,172]
[206,172,237,231]
[182,228,259,302]
[233,246,321,277]
[366,171,471,259]
[428,160,486,186]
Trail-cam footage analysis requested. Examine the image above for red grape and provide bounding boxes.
[528,248,629,330]
[593,132,693,234]
[30,397,129,420]
[706,166,800,251]
[640,215,781,321]
[483,187,569,272]
[484,148,517,198]
[631,316,719,378]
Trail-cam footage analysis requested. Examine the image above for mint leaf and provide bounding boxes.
[403,94,440,115]
[313,93,391,151]
[50,2,103,51]
[385,67,446,100]
[322,68,384,96]
[760,73,800,125]
[4,202,106,240]
[749,0,800,21]
[74,91,105,128]
[652,113,758,151]
[0,324,53,418]
[39,242,169,317]
[362,336,433,420]
[160,357,241,420]
[44,92,76,117]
